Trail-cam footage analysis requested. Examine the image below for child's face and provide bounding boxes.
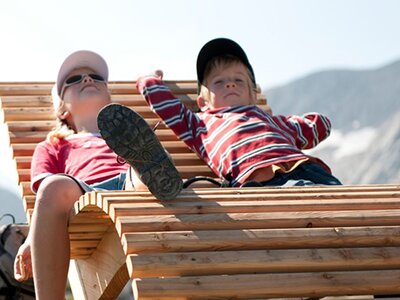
[60,67,111,128]
[201,62,256,110]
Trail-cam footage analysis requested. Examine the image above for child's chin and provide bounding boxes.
[79,92,106,102]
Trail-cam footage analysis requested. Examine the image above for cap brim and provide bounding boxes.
[56,50,108,96]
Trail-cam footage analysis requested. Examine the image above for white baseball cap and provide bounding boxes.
[56,50,108,96]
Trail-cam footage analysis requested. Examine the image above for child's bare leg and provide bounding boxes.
[28,175,83,300]
[125,166,149,191]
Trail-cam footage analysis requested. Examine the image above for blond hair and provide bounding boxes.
[199,55,256,103]
[46,84,75,143]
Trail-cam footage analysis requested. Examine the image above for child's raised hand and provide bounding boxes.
[137,70,164,82]
[154,70,163,80]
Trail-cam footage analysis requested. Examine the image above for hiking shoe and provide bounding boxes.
[97,103,183,200]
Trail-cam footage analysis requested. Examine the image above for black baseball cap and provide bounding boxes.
[196,38,256,92]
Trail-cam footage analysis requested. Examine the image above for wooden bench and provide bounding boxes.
[1,81,400,299]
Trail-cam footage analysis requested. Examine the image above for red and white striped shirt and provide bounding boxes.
[137,78,332,187]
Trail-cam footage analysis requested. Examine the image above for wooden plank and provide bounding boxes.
[11,140,193,157]
[133,270,400,298]
[17,170,29,183]
[15,156,31,169]
[0,95,53,107]
[176,166,215,178]
[116,210,400,234]
[67,227,129,299]
[2,107,55,121]
[70,231,106,240]
[19,181,33,196]
[1,106,159,122]
[95,187,400,204]
[0,81,263,96]
[122,226,400,254]
[6,120,56,132]
[127,247,400,278]
[8,128,185,144]
[0,83,52,96]
[10,131,47,144]
[11,144,36,156]
[23,195,35,211]
[107,197,400,220]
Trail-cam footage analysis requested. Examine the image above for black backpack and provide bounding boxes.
[0,214,35,300]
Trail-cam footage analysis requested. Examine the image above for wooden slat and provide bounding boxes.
[14,156,31,169]
[2,106,160,122]
[19,181,33,196]
[11,144,36,156]
[14,153,206,170]
[122,226,400,254]
[94,186,400,202]
[0,95,53,107]
[10,131,47,143]
[107,197,400,221]
[127,247,400,278]
[23,195,35,211]
[116,210,400,235]
[6,120,56,132]
[0,83,53,96]
[0,81,195,96]
[133,270,400,298]
[8,128,184,144]
[11,140,193,157]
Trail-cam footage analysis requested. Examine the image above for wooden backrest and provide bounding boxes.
[0,81,267,221]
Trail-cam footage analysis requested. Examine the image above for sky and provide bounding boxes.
[1,0,400,222]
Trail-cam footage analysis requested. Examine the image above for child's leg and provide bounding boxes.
[260,162,342,187]
[16,175,84,300]
[97,103,182,200]
[125,166,149,191]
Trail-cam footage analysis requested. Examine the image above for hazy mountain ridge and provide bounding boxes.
[266,59,400,131]
[265,59,400,185]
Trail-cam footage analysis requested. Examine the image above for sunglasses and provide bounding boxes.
[60,73,106,98]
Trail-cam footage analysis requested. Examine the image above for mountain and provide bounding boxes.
[266,60,400,131]
[265,59,400,185]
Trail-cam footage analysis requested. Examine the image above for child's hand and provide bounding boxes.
[14,242,32,282]
[137,70,164,82]
[154,70,163,80]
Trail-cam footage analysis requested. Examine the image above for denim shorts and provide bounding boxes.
[60,172,127,193]
[241,162,342,187]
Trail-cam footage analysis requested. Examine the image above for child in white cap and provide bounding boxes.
[14,50,181,299]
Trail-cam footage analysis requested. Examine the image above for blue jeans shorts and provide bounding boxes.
[59,172,127,193]
[241,162,342,187]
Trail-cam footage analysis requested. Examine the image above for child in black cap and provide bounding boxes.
[99,37,341,187]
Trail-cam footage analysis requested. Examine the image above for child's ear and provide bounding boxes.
[251,88,258,103]
[196,96,209,112]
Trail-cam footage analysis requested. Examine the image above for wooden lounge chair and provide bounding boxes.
[1,81,399,299]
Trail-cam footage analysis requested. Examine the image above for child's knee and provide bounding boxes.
[36,175,83,212]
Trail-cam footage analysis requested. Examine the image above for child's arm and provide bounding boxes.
[136,74,201,149]
[278,113,331,149]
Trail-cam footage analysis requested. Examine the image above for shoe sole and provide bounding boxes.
[97,103,183,200]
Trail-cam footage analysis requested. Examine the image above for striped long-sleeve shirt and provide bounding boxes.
[137,78,332,187]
